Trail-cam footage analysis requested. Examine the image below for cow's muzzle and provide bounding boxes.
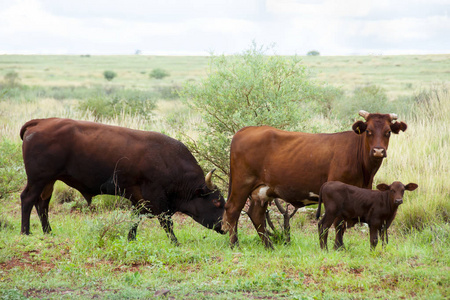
[372,147,386,158]
[394,198,403,205]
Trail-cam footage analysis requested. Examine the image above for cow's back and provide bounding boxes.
[21,118,202,196]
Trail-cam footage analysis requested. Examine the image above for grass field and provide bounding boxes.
[0,54,449,299]
[1,54,449,97]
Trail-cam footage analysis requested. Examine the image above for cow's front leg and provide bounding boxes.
[158,214,179,245]
[128,218,141,241]
[223,193,248,248]
[247,200,273,249]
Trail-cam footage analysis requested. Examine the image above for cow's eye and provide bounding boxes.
[386,131,392,137]
[366,130,373,136]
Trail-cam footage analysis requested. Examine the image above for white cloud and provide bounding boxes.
[0,0,448,55]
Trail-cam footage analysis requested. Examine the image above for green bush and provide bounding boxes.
[179,43,324,186]
[307,50,320,56]
[103,70,117,81]
[88,209,136,247]
[154,84,180,99]
[331,84,392,122]
[0,139,26,199]
[149,68,170,80]
[78,88,156,120]
[3,71,20,87]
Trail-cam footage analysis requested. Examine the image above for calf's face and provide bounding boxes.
[376,181,418,205]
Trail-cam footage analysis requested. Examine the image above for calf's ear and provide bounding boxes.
[352,121,367,135]
[405,183,418,191]
[376,183,390,191]
[390,121,407,134]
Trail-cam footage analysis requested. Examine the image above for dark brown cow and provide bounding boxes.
[20,118,225,243]
[316,181,418,250]
[223,111,407,248]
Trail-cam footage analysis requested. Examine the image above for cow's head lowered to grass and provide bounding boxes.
[352,110,407,159]
[184,168,226,234]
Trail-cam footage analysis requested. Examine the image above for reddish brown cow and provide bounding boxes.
[20,118,225,243]
[316,181,418,250]
[223,111,407,248]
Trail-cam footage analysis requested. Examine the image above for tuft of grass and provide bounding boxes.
[0,138,26,199]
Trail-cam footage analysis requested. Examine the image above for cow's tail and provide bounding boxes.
[316,185,324,220]
[20,119,41,140]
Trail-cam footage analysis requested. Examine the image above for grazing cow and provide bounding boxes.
[223,111,407,248]
[316,181,418,250]
[20,118,225,243]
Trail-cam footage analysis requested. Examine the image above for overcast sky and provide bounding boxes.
[1,0,449,56]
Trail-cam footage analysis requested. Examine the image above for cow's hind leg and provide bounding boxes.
[20,181,52,235]
[333,218,346,250]
[35,182,55,234]
[247,200,273,249]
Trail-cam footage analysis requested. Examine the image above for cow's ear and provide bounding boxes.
[405,183,418,191]
[194,187,206,196]
[390,121,407,134]
[352,121,367,135]
[376,183,390,191]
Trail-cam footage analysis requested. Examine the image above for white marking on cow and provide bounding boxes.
[25,132,35,142]
[258,186,270,201]
[309,192,319,198]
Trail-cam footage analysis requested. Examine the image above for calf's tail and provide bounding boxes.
[315,186,323,220]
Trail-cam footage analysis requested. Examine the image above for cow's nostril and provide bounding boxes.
[373,148,385,158]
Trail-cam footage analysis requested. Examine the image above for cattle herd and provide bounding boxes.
[18,110,417,251]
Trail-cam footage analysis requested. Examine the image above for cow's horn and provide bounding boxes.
[205,168,216,190]
[359,110,370,120]
[389,113,398,121]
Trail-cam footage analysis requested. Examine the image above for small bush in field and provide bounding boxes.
[331,84,392,122]
[149,68,170,80]
[4,71,20,87]
[78,88,156,120]
[155,85,180,99]
[307,50,320,56]
[103,70,117,81]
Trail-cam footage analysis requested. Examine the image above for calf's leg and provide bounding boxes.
[318,213,334,250]
[369,226,379,250]
[380,226,388,248]
[334,219,346,250]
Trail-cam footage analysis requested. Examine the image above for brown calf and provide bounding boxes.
[316,181,418,250]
